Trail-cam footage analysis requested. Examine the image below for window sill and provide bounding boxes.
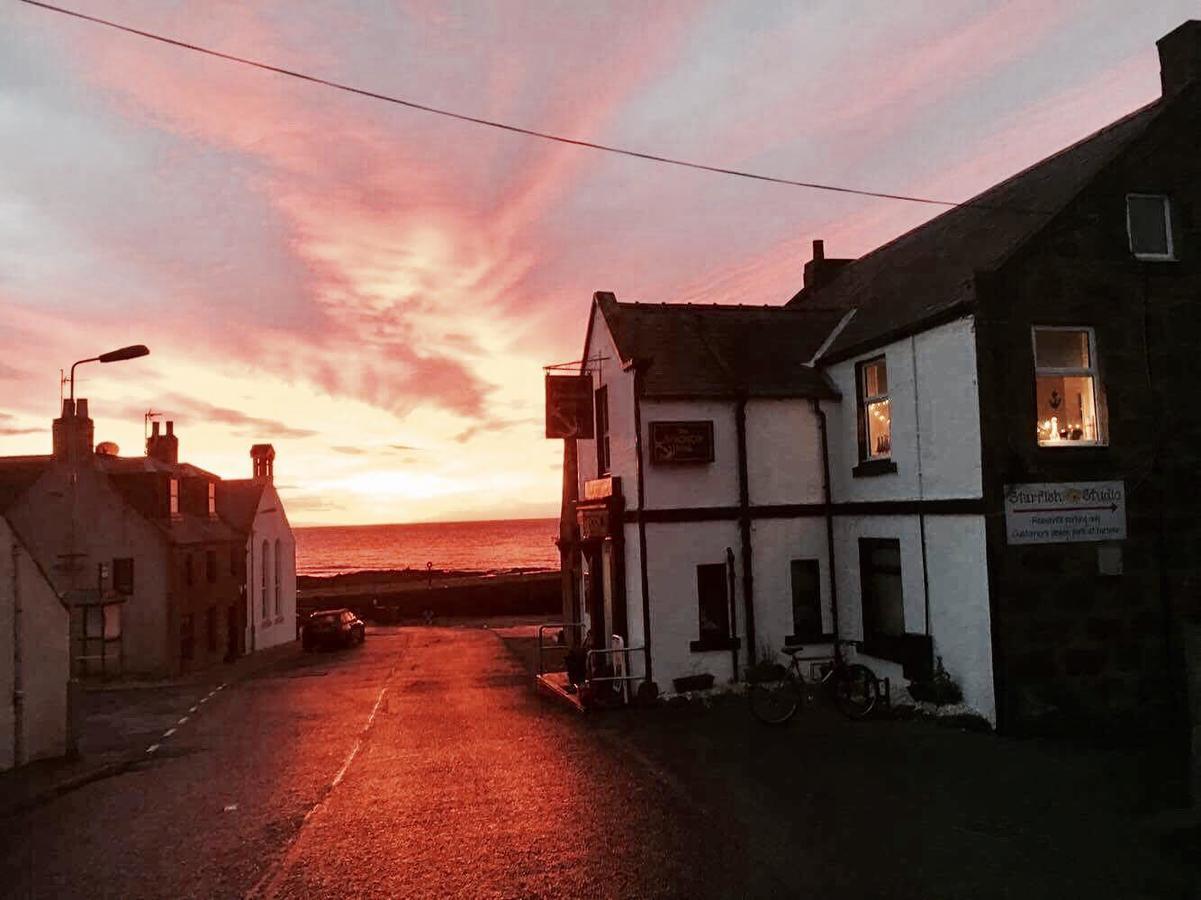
[689,636,740,653]
[785,632,835,647]
[852,459,897,478]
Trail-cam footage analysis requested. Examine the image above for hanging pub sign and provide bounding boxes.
[650,420,715,464]
[545,375,594,439]
[577,506,610,539]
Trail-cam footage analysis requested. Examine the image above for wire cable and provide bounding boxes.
[14,0,1052,213]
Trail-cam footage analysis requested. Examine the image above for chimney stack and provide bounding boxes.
[52,397,95,462]
[1158,21,1201,96]
[147,418,179,465]
[250,444,276,484]
[801,238,854,295]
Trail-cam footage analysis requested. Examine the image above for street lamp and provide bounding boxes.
[69,344,150,402]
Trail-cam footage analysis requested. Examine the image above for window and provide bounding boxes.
[184,553,194,586]
[261,540,270,619]
[856,357,891,460]
[274,538,282,616]
[113,557,134,595]
[1127,194,1173,260]
[206,606,217,653]
[859,539,904,645]
[205,550,217,584]
[207,482,217,517]
[595,385,610,475]
[1033,327,1104,446]
[169,478,180,516]
[787,559,823,643]
[691,562,736,652]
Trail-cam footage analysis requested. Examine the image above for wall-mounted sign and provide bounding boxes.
[650,421,714,464]
[583,476,620,501]
[577,507,610,540]
[545,375,594,439]
[1004,481,1126,545]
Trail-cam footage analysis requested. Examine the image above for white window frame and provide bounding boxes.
[207,482,216,517]
[1126,193,1174,261]
[169,478,180,517]
[857,356,891,461]
[1031,326,1106,447]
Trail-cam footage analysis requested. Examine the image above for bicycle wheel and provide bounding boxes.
[749,676,802,725]
[832,664,878,720]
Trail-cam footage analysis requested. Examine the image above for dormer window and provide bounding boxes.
[169,478,180,516]
[207,482,216,517]
[1126,194,1174,260]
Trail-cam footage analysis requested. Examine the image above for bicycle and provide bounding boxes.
[748,642,879,725]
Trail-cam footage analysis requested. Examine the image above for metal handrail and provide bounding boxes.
[585,644,647,683]
[536,622,584,677]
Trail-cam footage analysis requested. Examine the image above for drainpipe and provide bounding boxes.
[911,335,932,637]
[630,360,654,687]
[735,396,756,669]
[11,540,24,767]
[726,546,739,680]
[811,399,841,645]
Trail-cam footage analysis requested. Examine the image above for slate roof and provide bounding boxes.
[215,479,266,536]
[793,98,1168,361]
[0,456,51,513]
[595,293,843,400]
[95,455,219,480]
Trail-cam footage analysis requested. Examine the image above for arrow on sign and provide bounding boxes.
[1018,503,1119,514]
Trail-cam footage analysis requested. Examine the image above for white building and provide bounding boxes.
[0,514,70,769]
[217,444,297,652]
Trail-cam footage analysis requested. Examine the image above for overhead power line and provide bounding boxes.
[18,0,1044,214]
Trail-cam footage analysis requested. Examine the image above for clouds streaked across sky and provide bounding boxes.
[0,1,1191,524]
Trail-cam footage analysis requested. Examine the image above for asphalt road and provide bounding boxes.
[0,627,749,899]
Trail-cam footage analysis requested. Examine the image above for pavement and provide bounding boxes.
[1,622,1196,898]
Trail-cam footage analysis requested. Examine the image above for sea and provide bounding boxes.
[294,517,561,577]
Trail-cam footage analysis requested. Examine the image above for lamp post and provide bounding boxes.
[69,344,150,403]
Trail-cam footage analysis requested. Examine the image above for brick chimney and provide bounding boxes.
[52,398,95,462]
[1158,21,1201,96]
[250,444,275,483]
[146,419,179,465]
[802,239,854,293]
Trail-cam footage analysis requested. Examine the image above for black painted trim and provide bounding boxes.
[852,459,898,478]
[818,301,974,366]
[690,636,741,653]
[625,497,985,524]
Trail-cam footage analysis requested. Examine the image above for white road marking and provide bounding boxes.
[162,728,176,738]
[146,744,159,754]
[178,717,189,725]
[332,685,388,787]
[199,696,208,704]
[224,803,238,812]
[189,705,198,713]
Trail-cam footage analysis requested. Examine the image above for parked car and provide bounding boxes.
[302,608,365,651]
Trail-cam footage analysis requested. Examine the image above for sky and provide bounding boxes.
[0,1,1194,525]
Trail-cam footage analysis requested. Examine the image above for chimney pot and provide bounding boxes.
[151,421,160,438]
[813,239,825,262]
[76,399,89,420]
[1158,20,1201,96]
[166,420,174,436]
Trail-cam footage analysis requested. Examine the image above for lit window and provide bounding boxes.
[261,540,270,619]
[857,357,891,460]
[169,478,179,516]
[1033,327,1104,446]
[1126,194,1173,260]
[274,538,282,616]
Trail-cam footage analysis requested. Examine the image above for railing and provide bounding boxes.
[586,641,647,704]
[536,622,583,677]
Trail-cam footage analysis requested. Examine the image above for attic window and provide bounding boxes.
[1126,194,1173,260]
[169,478,180,516]
[207,482,216,517]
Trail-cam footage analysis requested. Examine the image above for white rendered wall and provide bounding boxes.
[640,400,738,510]
[745,400,825,506]
[1,519,69,769]
[831,513,995,722]
[245,484,297,651]
[823,316,983,503]
[748,517,833,657]
[575,311,637,501]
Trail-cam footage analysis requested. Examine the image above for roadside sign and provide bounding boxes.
[1003,481,1125,545]
[545,375,594,439]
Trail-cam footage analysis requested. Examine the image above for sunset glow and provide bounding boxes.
[1,1,1189,524]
